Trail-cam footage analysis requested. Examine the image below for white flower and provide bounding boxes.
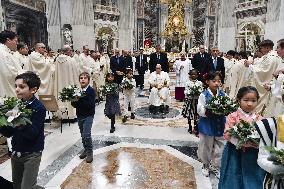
[226,100,232,105]
[67,85,72,89]
[0,98,5,106]
[248,130,260,139]
[233,126,238,132]
[214,100,220,105]
[73,88,82,97]
[5,106,21,123]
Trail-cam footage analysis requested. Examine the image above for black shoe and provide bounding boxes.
[188,127,193,134]
[122,116,127,123]
[110,127,115,133]
[86,153,93,163]
[153,106,159,115]
[160,105,165,113]
[165,105,169,114]
[130,113,135,119]
[79,150,87,159]
[149,105,154,113]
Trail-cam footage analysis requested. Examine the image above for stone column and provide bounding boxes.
[217,0,236,52]
[184,2,192,48]
[0,0,5,31]
[159,3,168,47]
[264,0,284,43]
[118,0,135,50]
[46,0,61,50]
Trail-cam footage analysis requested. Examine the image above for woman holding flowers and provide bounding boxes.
[182,69,203,134]
[219,86,266,189]
[101,72,121,133]
[197,71,227,178]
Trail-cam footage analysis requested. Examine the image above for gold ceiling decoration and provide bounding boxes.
[160,0,192,4]
[161,0,190,38]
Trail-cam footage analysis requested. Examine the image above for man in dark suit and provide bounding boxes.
[122,50,133,70]
[110,49,125,84]
[209,47,225,83]
[135,48,148,89]
[149,45,169,73]
[191,45,211,82]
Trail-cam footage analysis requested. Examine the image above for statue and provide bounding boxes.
[62,28,73,46]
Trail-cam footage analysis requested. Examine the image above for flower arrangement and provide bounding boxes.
[227,119,259,149]
[185,82,203,97]
[59,85,85,102]
[206,96,238,116]
[265,146,284,165]
[0,97,32,127]
[121,80,135,90]
[99,83,120,96]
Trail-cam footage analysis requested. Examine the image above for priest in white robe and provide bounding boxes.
[244,40,284,113]
[29,43,55,95]
[79,45,93,74]
[173,53,192,100]
[0,30,22,97]
[148,64,171,114]
[13,43,30,70]
[53,45,77,119]
[223,50,237,93]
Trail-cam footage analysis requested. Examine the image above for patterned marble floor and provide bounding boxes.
[0,73,215,189]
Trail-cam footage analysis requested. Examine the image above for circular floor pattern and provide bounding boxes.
[135,106,180,119]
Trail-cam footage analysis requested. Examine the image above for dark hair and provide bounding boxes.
[15,71,41,89]
[105,72,114,83]
[204,71,222,81]
[79,72,90,81]
[17,43,26,51]
[238,51,248,59]
[125,68,133,75]
[0,30,17,44]
[277,38,284,49]
[259,39,274,48]
[236,86,260,100]
[226,50,236,57]
[189,69,198,75]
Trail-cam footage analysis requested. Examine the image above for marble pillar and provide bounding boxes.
[159,3,168,47]
[264,0,284,44]
[217,0,236,52]
[46,0,61,51]
[184,3,192,48]
[118,0,135,50]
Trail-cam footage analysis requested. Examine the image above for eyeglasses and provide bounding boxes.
[39,47,46,49]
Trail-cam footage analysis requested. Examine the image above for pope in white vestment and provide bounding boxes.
[149,64,171,108]
[0,43,22,97]
[29,43,55,95]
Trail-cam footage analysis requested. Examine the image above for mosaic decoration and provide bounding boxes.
[144,0,159,46]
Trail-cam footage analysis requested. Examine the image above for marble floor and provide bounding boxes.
[0,73,216,189]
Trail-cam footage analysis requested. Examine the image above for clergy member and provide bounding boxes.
[79,45,93,74]
[148,64,171,114]
[245,39,284,113]
[29,43,55,95]
[13,43,30,70]
[0,30,22,97]
[53,45,77,119]
[173,52,192,100]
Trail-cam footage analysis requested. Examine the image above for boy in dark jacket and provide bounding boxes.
[71,72,95,163]
[0,71,46,189]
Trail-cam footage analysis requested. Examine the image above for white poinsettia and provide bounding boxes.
[0,98,5,106]
[5,106,21,123]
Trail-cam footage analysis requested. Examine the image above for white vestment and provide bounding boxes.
[0,44,22,97]
[13,51,30,70]
[148,71,170,106]
[79,53,93,74]
[91,59,104,98]
[29,51,55,95]
[246,51,284,113]
[173,59,192,87]
[53,54,77,119]
[122,77,136,116]
[223,58,237,92]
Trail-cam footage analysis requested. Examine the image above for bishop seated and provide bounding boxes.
[148,64,170,114]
